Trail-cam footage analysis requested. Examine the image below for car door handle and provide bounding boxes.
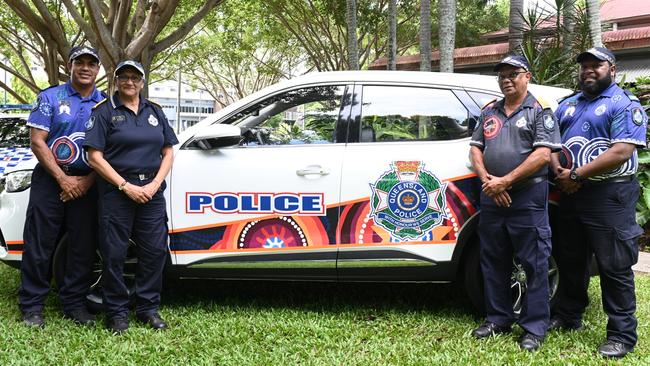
[296,165,330,176]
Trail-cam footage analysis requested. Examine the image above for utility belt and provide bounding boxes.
[582,175,634,187]
[510,176,546,192]
[60,165,91,176]
[121,172,156,181]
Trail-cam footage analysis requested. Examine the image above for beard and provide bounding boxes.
[579,73,613,96]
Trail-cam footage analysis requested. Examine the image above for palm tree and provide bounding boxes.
[509,0,525,55]
[346,0,360,70]
[388,0,397,70]
[420,0,431,71]
[562,0,577,54]
[585,0,603,47]
[438,0,456,73]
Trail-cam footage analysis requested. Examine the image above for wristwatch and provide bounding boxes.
[569,168,582,183]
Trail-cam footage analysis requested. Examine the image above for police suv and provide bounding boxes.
[0,71,571,313]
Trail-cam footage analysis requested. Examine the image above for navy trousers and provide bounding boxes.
[19,164,98,313]
[553,180,640,346]
[478,181,552,337]
[97,176,168,319]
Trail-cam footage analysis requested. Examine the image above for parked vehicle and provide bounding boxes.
[0,71,571,313]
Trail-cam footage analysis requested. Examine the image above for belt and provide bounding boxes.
[583,175,634,186]
[122,172,156,181]
[60,165,91,176]
[510,176,546,192]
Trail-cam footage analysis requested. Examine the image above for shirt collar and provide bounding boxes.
[495,92,536,114]
[64,80,103,102]
[578,82,618,101]
[110,91,147,111]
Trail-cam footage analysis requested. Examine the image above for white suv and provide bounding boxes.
[0,71,571,312]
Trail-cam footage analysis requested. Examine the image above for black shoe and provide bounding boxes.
[598,340,634,358]
[519,333,544,351]
[63,309,96,326]
[472,322,511,339]
[22,311,44,328]
[547,317,582,331]
[107,316,129,334]
[137,313,167,330]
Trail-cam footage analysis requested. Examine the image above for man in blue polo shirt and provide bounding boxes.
[19,46,106,327]
[550,47,648,358]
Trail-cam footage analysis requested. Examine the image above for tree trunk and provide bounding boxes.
[420,0,431,71]
[388,0,397,70]
[346,0,359,70]
[438,0,456,73]
[585,0,603,47]
[562,0,577,55]
[508,0,524,55]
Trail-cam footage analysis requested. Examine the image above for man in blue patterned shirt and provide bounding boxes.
[18,46,106,328]
[550,47,648,358]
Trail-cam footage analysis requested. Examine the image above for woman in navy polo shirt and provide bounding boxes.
[84,60,178,334]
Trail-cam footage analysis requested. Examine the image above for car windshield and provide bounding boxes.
[0,116,30,148]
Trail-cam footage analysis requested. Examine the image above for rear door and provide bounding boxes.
[336,83,481,281]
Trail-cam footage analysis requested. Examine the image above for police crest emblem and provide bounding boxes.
[148,114,159,126]
[632,108,644,126]
[543,114,554,131]
[369,161,449,240]
[85,116,95,130]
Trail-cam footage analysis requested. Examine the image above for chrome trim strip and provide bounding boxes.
[337,258,436,268]
[188,259,335,270]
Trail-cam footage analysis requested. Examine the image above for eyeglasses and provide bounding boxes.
[497,71,527,81]
[116,75,143,83]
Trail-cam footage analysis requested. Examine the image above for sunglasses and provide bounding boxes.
[497,71,527,81]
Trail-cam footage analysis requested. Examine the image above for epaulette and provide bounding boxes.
[534,95,552,110]
[624,90,640,102]
[146,99,162,109]
[557,91,580,104]
[92,98,108,110]
[481,98,498,110]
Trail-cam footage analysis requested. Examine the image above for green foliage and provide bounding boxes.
[2,264,650,364]
[629,77,650,227]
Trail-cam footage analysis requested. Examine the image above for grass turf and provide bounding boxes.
[0,263,648,365]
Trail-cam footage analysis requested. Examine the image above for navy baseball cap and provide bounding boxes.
[68,46,100,63]
[576,47,616,64]
[493,55,531,72]
[114,60,146,79]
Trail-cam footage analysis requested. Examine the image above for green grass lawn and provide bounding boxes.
[0,264,648,365]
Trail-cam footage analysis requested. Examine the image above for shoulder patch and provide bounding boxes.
[481,98,498,111]
[92,99,108,110]
[624,90,640,102]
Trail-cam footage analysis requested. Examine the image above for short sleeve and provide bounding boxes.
[533,108,562,152]
[470,112,485,149]
[26,92,54,132]
[83,107,109,152]
[610,101,647,147]
[158,108,179,147]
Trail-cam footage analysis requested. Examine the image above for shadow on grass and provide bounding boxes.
[162,278,478,318]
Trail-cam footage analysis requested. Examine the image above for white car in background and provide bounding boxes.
[0,71,571,313]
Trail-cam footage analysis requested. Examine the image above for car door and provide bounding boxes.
[168,84,351,280]
[336,83,481,281]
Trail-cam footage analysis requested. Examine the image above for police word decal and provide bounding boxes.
[370,161,449,240]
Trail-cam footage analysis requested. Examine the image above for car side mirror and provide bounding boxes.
[191,124,242,150]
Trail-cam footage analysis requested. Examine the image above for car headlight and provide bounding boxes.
[5,170,32,193]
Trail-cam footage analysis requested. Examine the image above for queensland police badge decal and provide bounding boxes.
[369,161,449,240]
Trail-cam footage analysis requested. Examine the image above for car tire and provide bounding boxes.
[463,240,559,316]
[52,234,137,313]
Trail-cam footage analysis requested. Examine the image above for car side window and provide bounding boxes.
[234,85,345,146]
[468,91,500,110]
[359,85,470,142]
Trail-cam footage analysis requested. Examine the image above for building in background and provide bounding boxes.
[148,80,218,132]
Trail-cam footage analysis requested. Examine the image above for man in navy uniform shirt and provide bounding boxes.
[469,55,561,351]
[19,46,105,327]
[550,47,648,358]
